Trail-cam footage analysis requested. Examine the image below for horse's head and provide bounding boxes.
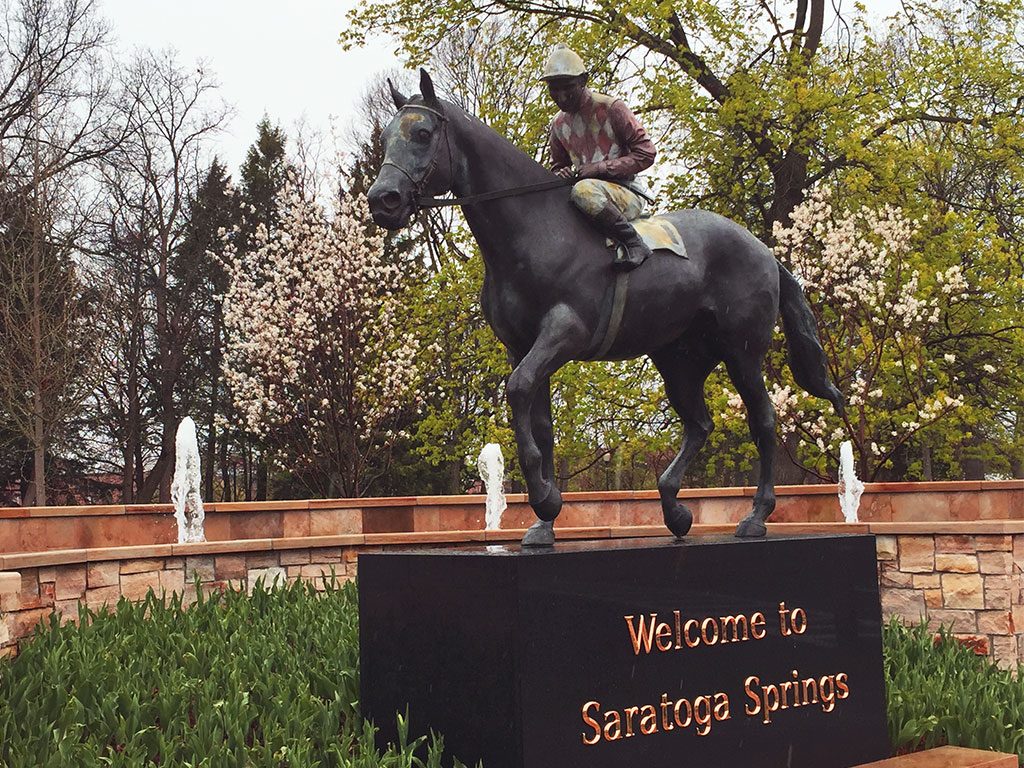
[368,70,454,230]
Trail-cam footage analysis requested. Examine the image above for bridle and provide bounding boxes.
[380,103,573,210]
[379,104,453,203]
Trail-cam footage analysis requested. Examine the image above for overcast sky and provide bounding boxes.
[96,1,904,178]
[97,0,398,175]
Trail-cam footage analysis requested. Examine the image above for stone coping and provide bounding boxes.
[854,746,1018,767]
[2,520,1022,570]
[0,480,1019,519]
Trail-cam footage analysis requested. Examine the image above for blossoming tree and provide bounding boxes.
[733,190,974,481]
[222,181,422,497]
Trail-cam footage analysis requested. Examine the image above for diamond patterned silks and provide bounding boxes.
[552,92,626,169]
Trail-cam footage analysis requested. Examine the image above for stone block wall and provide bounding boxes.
[2,523,1023,669]
[0,540,366,658]
[876,528,1024,668]
[2,481,1020,555]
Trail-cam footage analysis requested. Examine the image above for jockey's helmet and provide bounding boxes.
[540,43,587,81]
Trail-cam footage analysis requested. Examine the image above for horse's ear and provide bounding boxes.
[419,68,439,108]
[387,78,408,110]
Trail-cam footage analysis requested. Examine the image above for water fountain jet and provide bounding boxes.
[171,416,206,543]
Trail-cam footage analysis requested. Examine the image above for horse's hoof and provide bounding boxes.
[664,502,693,538]
[734,515,767,538]
[532,483,562,522]
[522,519,555,548]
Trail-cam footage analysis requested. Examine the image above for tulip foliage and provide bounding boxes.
[0,579,469,767]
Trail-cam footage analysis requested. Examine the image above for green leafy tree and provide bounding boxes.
[343,2,1024,486]
[404,253,512,493]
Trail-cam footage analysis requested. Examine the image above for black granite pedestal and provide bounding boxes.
[359,534,889,768]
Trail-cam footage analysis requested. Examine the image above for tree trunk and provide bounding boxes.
[29,89,46,507]
[123,362,140,502]
[256,454,268,500]
[32,434,45,506]
[448,460,461,495]
[220,436,230,501]
[136,452,172,503]
[205,313,221,500]
[134,435,145,498]
[159,411,175,503]
[1012,408,1024,479]
[767,149,810,234]
[773,434,807,485]
[962,457,985,481]
[122,438,134,503]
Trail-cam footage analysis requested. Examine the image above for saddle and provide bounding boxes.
[606,214,689,259]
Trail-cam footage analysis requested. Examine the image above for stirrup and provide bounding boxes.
[612,242,649,271]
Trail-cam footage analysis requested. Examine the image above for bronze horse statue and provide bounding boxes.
[368,71,843,547]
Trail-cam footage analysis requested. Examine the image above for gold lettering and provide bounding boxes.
[744,675,762,716]
[760,683,780,724]
[683,619,700,648]
[624,614,658,655]
[694,695,713,736]
[714,692,731,722]
[779,681,793,709]
[655,622,673,652]
[603,709,622,741]
[778,601,791,636]
[819,675,836,712]
[801,676,819,704]
[700,617,720,646]
[660,693,675,731]
[720,614,748,643]
[836,672,850,699]
[639,705,658,735]
[791,607,808,634]
[673,610,682,649]
[581,701,602,745]
[673,697,692,728]
[624,706,639,737]
[750,612,767,639]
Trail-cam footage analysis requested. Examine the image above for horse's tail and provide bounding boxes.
[777,264,845,416]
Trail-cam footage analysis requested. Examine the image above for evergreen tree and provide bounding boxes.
[175,159,241,500]
[240,118,289,251]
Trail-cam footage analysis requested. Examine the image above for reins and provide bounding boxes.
[417,177,574,209]
[384,104,575,210]
[384,100,633,359]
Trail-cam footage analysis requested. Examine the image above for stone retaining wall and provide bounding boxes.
[876,526,1024,667]
[1,481,1020,554]
[2,522,1023,668]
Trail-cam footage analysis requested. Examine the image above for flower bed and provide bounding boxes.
[885,619,1024,762]
[0,578,469,767]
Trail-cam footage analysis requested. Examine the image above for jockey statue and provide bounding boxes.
[543,43,657,271]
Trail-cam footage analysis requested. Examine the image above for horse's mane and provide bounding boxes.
[409,95,554,182]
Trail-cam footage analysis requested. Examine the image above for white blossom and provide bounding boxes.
[220,180,422,494]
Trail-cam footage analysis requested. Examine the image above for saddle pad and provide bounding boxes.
[607,215,688,259]
[635,215,688,258]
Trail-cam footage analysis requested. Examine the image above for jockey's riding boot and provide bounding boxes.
[594,202,653,271]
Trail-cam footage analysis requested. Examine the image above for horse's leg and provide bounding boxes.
[521,377,558,547]
[651,347,720,538]
[507,311,585,546]
[533,376,556,483]
[724,353,777,538]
